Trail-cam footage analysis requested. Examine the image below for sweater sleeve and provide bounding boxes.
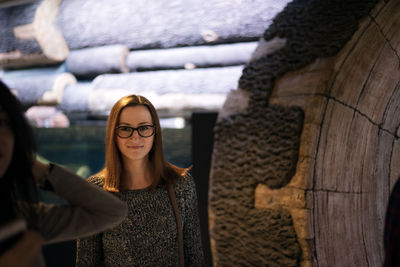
[32,165,127,244]
[180,175,205,266]
[76,233,104,267]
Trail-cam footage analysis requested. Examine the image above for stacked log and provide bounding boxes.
[58,83,92,113]
[3,72,76,107]
[0,0,68,68]
[57,66,243,116]
[65,45,130,78]
[91,66,243,94]
[58,0,291,50]
[126,42,257,71]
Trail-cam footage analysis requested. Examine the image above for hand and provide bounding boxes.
[32,159,50,183]
[0,230,44,267]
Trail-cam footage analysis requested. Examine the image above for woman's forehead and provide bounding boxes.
[119,105,153,124]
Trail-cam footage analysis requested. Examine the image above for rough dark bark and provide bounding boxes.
[209,0,380,266]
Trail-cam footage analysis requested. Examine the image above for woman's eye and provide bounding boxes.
[120,127,131,132]
[139,126,149,131]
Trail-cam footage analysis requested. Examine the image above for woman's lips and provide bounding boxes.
[127,145,143,149]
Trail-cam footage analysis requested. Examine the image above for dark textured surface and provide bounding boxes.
[211,106,304,209]
[210,106,304,266]
[209,0,378,265]
[212,209,301,267]
[240,0,377,105]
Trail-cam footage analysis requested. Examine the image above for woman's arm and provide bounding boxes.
[30,161,127,244]
[181,176,204,266]
[76,233,104,267]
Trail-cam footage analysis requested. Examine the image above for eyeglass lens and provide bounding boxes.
[116,125,155,138]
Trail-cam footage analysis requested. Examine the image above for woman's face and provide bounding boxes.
[0,110,14,178]
[115,105,155,163]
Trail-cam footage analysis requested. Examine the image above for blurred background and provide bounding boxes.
[0,0,289,178]
[0,0,290,266]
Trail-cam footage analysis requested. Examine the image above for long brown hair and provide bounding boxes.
[97,95,189,192]
[0,81,38,227]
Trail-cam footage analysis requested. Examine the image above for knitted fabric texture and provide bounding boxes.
[76,175,204,267]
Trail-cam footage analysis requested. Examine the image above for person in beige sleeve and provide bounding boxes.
[0,80,128,267]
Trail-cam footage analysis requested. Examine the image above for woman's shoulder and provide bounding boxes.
[174,173,196,193]
[87,175,105,188]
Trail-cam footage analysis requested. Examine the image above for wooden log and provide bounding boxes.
[65,45,130,78]
[58,83,228,117]
[92,66,243,94]
[126,42,257,71]
[209,0,390,266]
[2,72,76,107]
[267,1,398,266]
[57,0,290,50]
[0,0,68,68]
[86,88,227,115]
[58,83,92,113]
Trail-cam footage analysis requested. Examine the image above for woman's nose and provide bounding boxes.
[129,129,140,139]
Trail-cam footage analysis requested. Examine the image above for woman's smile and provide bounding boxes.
[116,105,155,162]
[127,145,143,149]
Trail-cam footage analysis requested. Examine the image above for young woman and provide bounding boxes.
[0,81,128,267]
[76,95,204,266]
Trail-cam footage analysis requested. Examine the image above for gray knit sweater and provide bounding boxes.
[76,175,204,267]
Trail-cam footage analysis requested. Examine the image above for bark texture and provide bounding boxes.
[209,0,383,266]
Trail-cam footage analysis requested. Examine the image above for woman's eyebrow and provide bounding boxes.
[117,121,153,126]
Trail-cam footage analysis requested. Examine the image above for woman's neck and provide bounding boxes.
[120,157,152,190]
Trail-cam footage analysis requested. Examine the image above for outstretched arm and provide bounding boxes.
[29,161,127,244]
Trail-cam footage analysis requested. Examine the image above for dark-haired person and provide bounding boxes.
[76,95,204,266]
[0,81,128,267]
[384,178,400,267]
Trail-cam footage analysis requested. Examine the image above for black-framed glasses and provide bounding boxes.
[115,125,155,138]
